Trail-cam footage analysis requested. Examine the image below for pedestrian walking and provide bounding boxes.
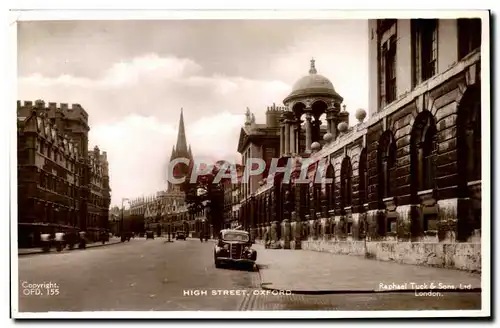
[55,230,65,252]
[40,232,51,252]
[78,231,86,249]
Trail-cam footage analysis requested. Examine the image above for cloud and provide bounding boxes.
[18,54,291,126]
[17,50,365,207]
[87,111,244,206]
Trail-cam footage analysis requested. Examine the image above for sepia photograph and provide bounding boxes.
[10,9,490,319]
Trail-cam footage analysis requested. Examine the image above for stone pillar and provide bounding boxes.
[270,220,281,249]
[282,219,291,249]
[289,123,296,155]
[326,108,338,139]
[395,204,413,242]
[264,223,271,247]
[293,215,302,250]
[335,215,347,240]
[279,125,284,156]
[284,122,291,155]
[305,113,312,153]
[294,122,301,154]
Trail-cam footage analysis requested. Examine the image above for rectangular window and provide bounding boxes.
[458,18,481,60]
[424,213,438,232]
[385,37,397,104]
[378,20,397,110]
[40,174,46,188]
[387,217,397,233]
[412,19,438,86]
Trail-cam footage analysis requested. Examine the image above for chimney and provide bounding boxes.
[265,103,283,128]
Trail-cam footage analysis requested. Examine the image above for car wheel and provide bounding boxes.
[214,260,222,268]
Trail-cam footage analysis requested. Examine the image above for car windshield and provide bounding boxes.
[223,232,249,242]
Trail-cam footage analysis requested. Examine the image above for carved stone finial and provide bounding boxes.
[323,132,333,143]
[309,58,317,74]
[245,107,251,125]
[338,121,348,133]
[355,108,367,123]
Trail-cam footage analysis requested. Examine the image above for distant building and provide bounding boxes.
[17,100,111,247]
[236,105,283,232]
[108,206,120,235]
[222,163,244,229]
[127,109,194,236]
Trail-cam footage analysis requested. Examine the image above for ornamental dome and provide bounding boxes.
[284,59,342,103]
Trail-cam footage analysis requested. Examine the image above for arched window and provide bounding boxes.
[340,157,353,209]
[457,86,481,183]
[325,163,335,211]
[359,149,368,205]
[378,131,397,200]
[411,111,437,193]
[289,184,296,215]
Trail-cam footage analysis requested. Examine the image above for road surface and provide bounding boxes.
[17,238,481,312]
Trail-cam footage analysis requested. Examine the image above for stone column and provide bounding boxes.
[305,113,312,153]
[284,122,291,156]
[279,125,284,156]
[289,123,295,155]
[282,218,291,249]
[270,220,281,249]
[294,122,301,154]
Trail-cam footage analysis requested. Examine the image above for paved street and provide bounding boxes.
[253,244,482,292]
[18,238,259,312]
[17,239,482,313]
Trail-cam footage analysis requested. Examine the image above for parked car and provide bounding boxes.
[146,231,154,240]
[214,229,257,270]
[175,231,186,240]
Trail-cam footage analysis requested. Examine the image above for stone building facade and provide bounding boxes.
[239,18,483,272]
[237,105,283,235]
[222,163,244,229]
[17,99,111,247]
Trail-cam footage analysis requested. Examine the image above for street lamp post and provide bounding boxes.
[121,197,129,242]
[167,214,173,242]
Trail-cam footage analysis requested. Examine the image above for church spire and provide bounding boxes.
[170,145,175,159]
[175,108,188,153]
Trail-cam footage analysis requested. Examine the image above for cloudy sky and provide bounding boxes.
[17,19,369,207]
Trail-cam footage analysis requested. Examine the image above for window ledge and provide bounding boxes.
[382,196,397,210]
[417,189,434,196]
[467,180,481,187]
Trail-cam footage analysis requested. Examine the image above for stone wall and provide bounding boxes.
[298,239,481,273]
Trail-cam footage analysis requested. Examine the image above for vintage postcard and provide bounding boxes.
[10,9,490,319]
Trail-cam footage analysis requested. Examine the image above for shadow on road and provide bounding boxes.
[216,263,258,273]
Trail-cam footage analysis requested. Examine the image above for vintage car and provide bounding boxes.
[214,229,257,269]
[175,231,187,240]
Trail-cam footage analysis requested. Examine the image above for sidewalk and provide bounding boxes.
[253,244,482,293]
[18,237,123,256]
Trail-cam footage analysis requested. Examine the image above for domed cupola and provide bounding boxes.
[283,58,342,104]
